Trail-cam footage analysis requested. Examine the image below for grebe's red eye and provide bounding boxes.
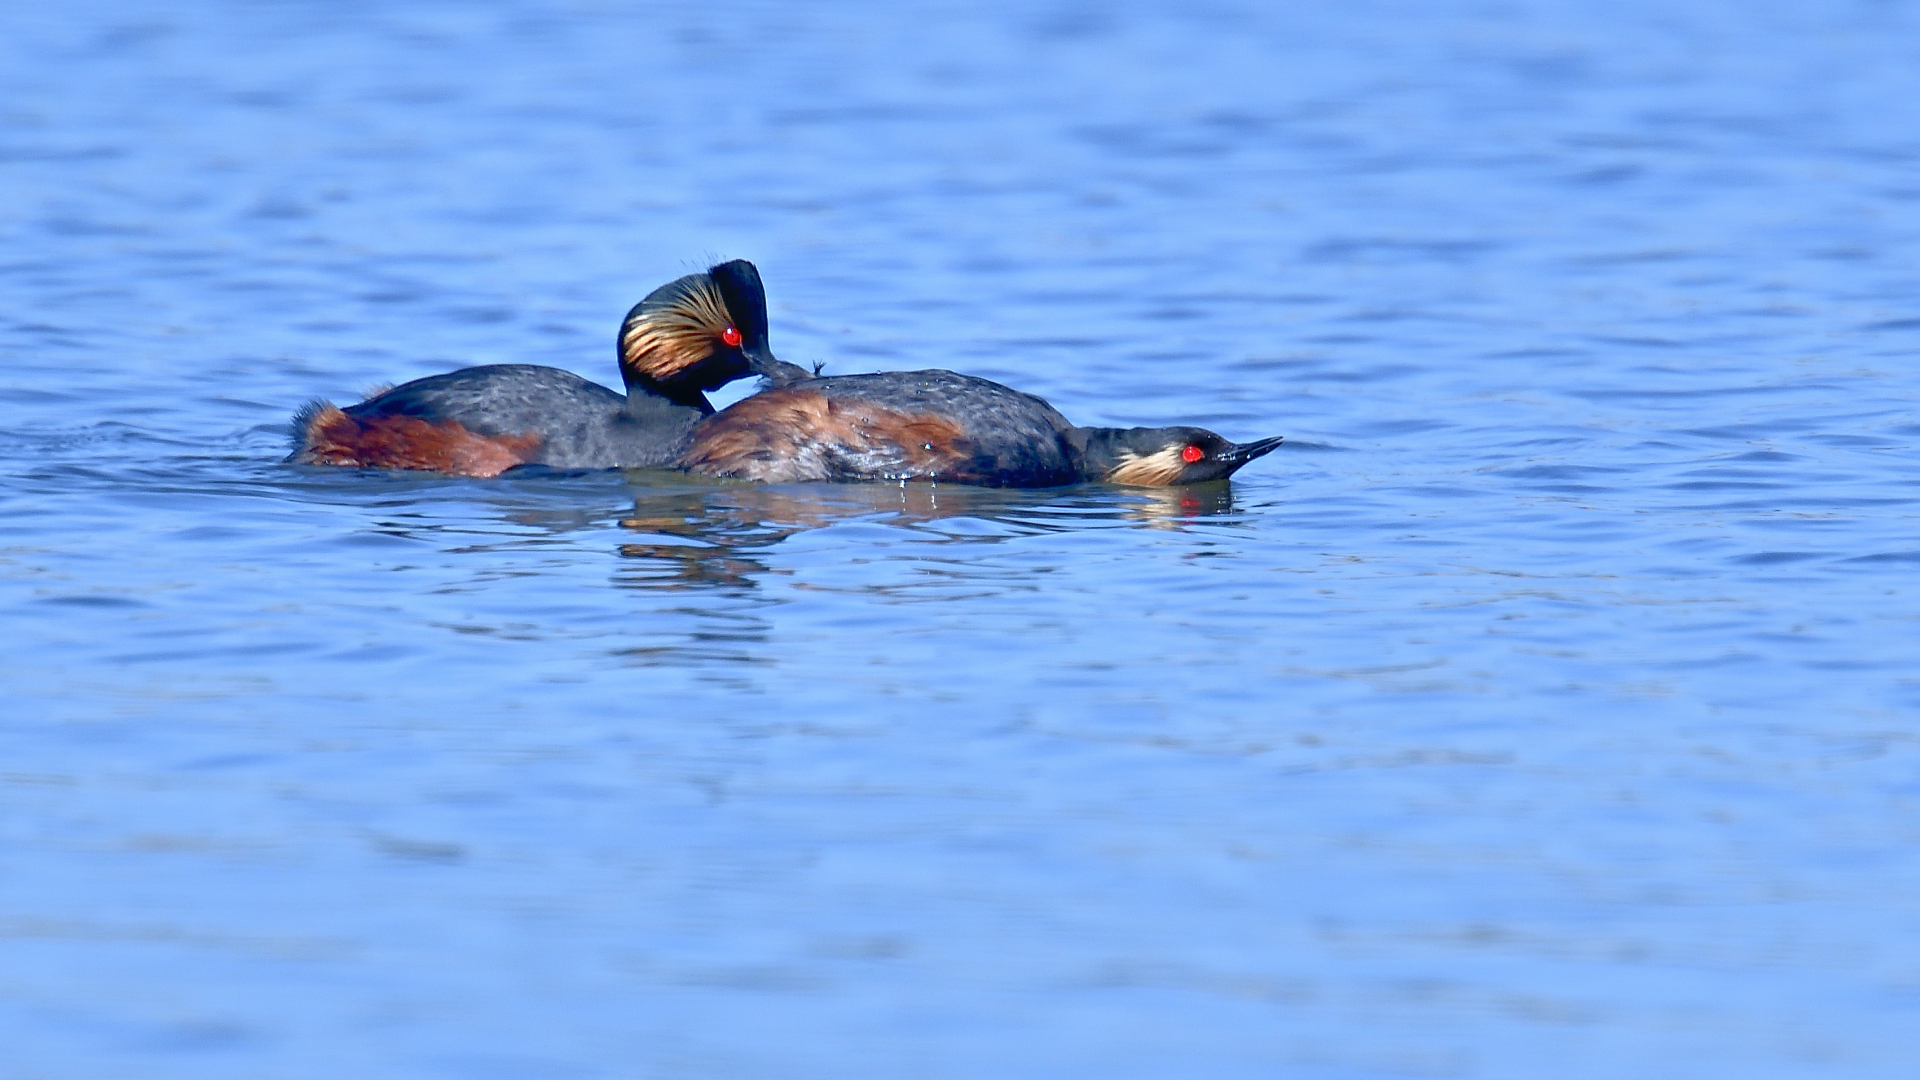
[1181,444,1205,464]
[721,325,743,347]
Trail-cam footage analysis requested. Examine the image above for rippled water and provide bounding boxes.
[5,1,1920,1076]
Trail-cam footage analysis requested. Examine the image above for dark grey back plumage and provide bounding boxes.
[811,370,1078,484]
[346,364,704,469]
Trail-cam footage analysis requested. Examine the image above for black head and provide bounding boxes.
[616,259,789,407]
[1085,426,1283,485]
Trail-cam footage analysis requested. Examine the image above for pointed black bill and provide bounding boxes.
[1221,436,1284,466]
[745,350,814,386]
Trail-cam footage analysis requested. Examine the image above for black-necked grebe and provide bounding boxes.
[286,260,783,476]
[678,368,1283,487]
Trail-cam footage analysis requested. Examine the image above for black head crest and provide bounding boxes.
[705,259,770,349]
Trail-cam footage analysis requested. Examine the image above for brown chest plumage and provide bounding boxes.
[681,386,973,483]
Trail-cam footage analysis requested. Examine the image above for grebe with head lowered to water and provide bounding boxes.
[677,364,1283,488]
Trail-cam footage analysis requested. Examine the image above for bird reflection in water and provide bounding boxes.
[611,474,1251,591]
[1117,483,1240,528]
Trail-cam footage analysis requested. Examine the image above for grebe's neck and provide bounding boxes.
[621,373,713,417]
[1068,427,1139,476]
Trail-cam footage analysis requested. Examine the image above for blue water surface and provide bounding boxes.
[3,1,1920,1077]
